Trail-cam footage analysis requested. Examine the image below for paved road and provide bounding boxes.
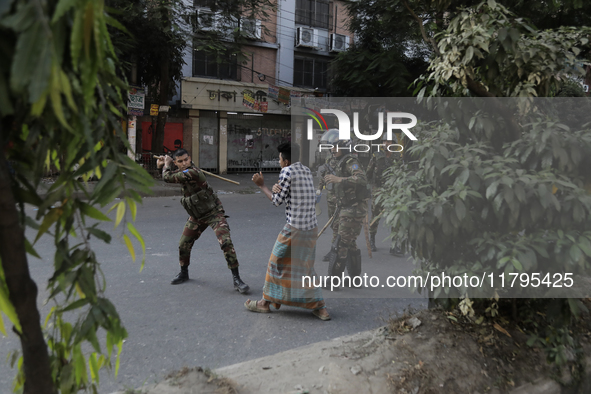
[0,192,426,393]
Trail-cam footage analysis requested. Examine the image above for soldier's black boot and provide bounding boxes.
[370,234,377,252]
[231,267,250,294]
[171,265,189,285]
[390,246,403,256]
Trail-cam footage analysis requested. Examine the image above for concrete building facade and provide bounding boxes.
[154,0,355,174]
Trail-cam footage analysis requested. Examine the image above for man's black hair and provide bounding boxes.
[277,142,300,163]
[173,148,189,159]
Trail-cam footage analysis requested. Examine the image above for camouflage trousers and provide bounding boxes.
[336,215,364,259]
[370,188,383,236]
[326,196,340,243]
[179,210,239,269]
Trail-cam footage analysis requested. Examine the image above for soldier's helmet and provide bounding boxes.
[336,139,352,148]
[320,128,340,144]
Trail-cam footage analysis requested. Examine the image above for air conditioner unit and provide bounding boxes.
[296,27,318,48]
[584,84,589,93]
[330,33,350,52]
[196,9,219,31]
[241,18,262,39]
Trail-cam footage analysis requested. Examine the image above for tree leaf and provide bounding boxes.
[114,201,125,228]
[73,345,86,385]
[569,245,582,263]
[24,238,40,259]
[434,204,442,219]
[578,237,591,257]
[86,227,112,243]
[88,353,99,383]
[486,181,499,200]
[80,201,111,222]
[52,0,78,23]
[511,258,523,271]
[455,199,466,220]
[458,168,469,185]
[61,298,90,312]
[123,234,135,261]
[0,285,21,333]
[127,222,145,269]
[0,312,7,336]
[70,7,84,70]
[493,323,511,337]
[35,208,62,243]
[125,198,137,221]
[115,339,123,377]
[463,46,474,64]
[497,256,510,269]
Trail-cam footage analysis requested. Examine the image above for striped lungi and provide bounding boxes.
[262,224,326,310]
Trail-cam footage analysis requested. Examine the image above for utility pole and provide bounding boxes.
[128,55,144,160]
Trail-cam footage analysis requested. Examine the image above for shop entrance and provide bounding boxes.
[141,122,184,153]
[199,112,219,172]
[227,114,291,173]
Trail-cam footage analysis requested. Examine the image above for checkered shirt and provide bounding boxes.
[272,162,318,231]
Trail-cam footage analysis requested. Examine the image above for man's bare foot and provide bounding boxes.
[312,308,331,320]
[246,299,270,312]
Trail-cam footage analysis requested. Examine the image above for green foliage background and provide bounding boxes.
[1,0,153,392]
[377,0,591,366]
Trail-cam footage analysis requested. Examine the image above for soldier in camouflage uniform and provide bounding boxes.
[317,129,340,261]
[366,137,400,254]
[324,140,368,278]
[157,149,249,293]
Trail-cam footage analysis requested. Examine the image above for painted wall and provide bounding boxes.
[180,77,312,115]
[240,45,277,84]
[276,0,296,87]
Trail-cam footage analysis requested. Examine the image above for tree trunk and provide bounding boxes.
[0,150,55,394]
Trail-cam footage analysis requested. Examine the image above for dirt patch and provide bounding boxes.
[115,306,591,394]
[365,304,590,394]
[383,308,549,393]
[113,366,238,394]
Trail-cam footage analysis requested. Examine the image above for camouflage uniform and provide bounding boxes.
[163,165,239,269]
[333,154,368,260]
[317,154,340,243]
[366,151,396,237]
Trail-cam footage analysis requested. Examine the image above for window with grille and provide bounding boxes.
[294,57,328,89]
[193,50,239,80]
[295,0,333,30]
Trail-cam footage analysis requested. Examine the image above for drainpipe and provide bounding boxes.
[276,0,282,85]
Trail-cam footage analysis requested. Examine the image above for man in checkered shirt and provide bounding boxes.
[246,142,330,320]
[270,155,318,231]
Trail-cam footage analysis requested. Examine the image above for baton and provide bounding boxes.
[370,210,384,227]
[317,205,340,239]
[363,213,372,259]
[153,155,240,185]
